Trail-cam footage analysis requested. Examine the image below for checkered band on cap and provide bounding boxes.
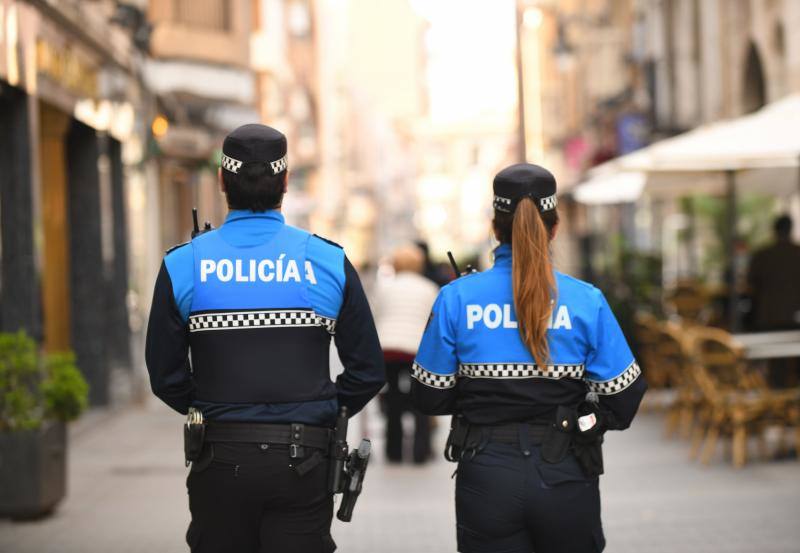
[586,361,641,395]
[221,154,288,175]
[411,362,456,389]
[221,154,244,174]
[270,155,288,175]
[188,309,336,335]
[539,194,558,211]
[459,363,585,380]
[493,195,514,213]
[493,193,558,213]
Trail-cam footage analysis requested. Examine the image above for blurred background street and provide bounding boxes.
[2,0,800,551]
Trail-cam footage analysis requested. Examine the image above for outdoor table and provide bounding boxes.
[731,331,800,360]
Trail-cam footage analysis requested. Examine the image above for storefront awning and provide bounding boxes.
[572,171,645,205]
[573,94,800,203]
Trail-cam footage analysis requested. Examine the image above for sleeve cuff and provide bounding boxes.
[585,361,641,395]
[411,362,457,389]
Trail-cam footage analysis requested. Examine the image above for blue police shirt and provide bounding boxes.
[145,210,385,426]
[411,244,646,427]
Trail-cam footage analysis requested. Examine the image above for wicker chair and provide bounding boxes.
[634,312,669,390]
[686,326,799,468]
[664,280,712,326]
[656,322,702,440]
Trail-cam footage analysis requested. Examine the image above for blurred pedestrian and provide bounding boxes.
[747,214,800,388]
[747,215,800,331]
[411,164,647,553]
[145,124,384,553]
[373,244,439,463]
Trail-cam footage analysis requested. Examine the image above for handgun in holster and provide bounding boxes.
[328,407,349,494]
[328,407,372,523]
[336,439,371,522]
[184,407,206,467]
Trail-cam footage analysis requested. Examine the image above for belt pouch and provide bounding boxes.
[574,434,604,477]
[184,423,206,465]
[445,414,469,462]
[541,406,575,464]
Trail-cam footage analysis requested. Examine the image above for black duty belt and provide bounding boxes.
[205,421,332,451]
[482,423,549,446]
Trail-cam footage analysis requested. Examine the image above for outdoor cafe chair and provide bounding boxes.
[634,312,670,390]
[664,280,713,326]
[686,326,799,468]
[654,321,703,441]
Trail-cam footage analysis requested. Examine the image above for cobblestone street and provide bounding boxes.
[1,398,798,553]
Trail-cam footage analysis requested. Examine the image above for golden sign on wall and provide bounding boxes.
[36,38,98,98]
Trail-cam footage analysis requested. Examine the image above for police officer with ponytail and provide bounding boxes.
[411,163,646,553]
[146,124,385,553]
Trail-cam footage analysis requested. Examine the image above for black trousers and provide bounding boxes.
[456,441,605,553]
[186,442,336,553]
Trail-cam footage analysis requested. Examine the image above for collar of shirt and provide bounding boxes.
[493,243,512,269]
[219,209,285,247]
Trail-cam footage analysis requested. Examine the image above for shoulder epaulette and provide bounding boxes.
[313,234,343,249]
[165,241,190,255]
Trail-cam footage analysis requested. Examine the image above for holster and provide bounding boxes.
[572,398,606,477]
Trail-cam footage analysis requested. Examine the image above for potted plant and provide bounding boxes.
[0,330,88,518]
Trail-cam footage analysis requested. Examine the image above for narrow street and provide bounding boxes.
[1,398,798,553]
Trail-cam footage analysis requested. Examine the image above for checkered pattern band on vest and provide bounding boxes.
[586,361,641,395]
[221,154,244,174]
[189,309,336,335]
[459,363,585,380]
[411,362,456,389]
[493,193,558,213]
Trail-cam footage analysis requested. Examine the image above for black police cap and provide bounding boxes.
[221,124,288,176]
[493,163,558,213]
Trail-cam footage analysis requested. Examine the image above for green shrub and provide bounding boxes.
[0,331,89,431]
[41,353,89,423]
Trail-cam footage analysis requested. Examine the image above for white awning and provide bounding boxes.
[573,94,800,203]
[572,171,645,205]
[621,94,800,173]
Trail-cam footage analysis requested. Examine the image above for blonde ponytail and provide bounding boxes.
[511,197,556,368]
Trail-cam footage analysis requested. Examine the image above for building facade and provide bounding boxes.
[146,0,258,250]
[0,0,154,405]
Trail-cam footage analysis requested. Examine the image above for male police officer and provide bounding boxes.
[145,124,385,553]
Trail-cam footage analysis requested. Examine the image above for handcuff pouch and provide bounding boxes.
[541,406,576,464]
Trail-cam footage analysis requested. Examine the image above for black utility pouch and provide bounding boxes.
[541,406,575,464]
[445,414,469,462]
[184,423,206,466]
[573,435,604,477]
